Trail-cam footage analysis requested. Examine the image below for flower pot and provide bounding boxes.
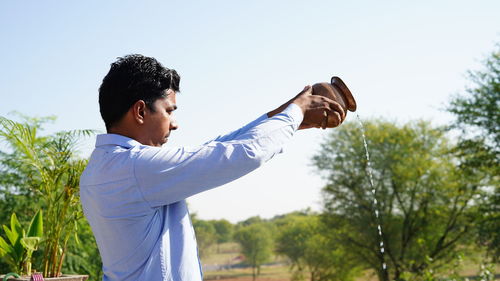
[1,274,88,281]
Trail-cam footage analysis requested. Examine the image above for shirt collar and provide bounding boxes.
[95,134,142,149]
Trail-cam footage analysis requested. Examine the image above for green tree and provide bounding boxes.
[447,44,499,262]
[192,217,217,259]
[234,223,273,281]
[212,219,234,244]
[276,213,360,281]
[62,219,102,280]
[313,120,479,281]
[238,216,264,227]
[209,219,234,253]
[447,44,499,155]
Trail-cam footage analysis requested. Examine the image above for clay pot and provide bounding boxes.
[312,76,357,128]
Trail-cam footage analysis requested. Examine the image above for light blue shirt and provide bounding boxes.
[80,104,303,281]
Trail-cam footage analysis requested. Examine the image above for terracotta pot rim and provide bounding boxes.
[331,76,357,111]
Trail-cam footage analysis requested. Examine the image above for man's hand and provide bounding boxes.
[267,86,346,130]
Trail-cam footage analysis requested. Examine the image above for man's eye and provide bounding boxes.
[166,106,177,114]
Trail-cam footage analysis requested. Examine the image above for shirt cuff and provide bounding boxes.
[282,103,304,129]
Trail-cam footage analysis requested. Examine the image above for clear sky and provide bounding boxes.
[0,1,498,223]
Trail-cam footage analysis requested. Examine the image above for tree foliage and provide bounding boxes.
[275,213,360,281]
[211,219,234,244]
[234,223,273,281]
[447,44,499,151]
[313,120,479,281]
[447,43,500,262]
[0,115,56,226]
[192,216,217,259]
[62,219,102,279]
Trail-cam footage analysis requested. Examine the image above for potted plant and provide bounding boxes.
[0,211,43,277]
[0,116,93,280]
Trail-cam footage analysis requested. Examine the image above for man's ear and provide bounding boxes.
[131,100,147,125]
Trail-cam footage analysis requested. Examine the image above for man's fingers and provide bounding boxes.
[328,101,345,123]
[321,111,328,130]
[296,92,349,129]
[318,99,345,128]
[329,111,342,128]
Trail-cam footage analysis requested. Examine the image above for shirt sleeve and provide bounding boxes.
[207,113,268,143]
[134,103,304,207]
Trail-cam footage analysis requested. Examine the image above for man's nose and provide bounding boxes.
[170,119,179,130]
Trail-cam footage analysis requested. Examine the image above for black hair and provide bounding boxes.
[98,54,180,130]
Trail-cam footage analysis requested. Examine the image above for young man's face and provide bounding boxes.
[144,90,178,147]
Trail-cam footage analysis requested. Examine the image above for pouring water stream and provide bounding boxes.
[314,76,389,279]
[356,114,390,280]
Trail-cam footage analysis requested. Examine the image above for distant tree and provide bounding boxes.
[276,214,360,281]
[234,223,273,281]
[447,43,499,262]
[212,219,234,244]
[192,217,217,258]
[238,216,264,227]
[209,219,234,253]
[313,120,479,281]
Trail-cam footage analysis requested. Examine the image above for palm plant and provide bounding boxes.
[0,116,94,277]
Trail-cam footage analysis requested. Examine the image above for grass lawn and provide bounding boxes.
[204,264,291,281]
[202,243,499,281]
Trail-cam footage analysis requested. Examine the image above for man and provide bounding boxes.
[80,54,346,280]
